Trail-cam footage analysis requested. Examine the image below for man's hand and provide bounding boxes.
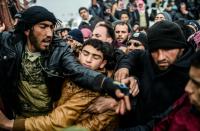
[115,89,131,115]
[0,110,14,130]
[114,68,129,82]
[101,77,132,115]
[118,46,127,53]
[121,77,139,96]
[85,97,117,113]
[0,23,5,32]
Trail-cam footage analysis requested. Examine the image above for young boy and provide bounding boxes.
[0,39,120,131]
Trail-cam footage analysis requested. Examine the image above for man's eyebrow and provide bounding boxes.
[191,78,200,87]
[38,23,53,27]
[82,49,89,53]
[82,49,102,58]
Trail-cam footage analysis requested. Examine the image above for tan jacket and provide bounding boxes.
[13,79,116,131]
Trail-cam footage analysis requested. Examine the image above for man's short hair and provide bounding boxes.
[120,10,130,18]
[113,21,132,33]
[78,7,88,14]
[97,23,115,40]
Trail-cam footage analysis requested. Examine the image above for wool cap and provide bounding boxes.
[129,32,148,48]
[16,6,57,32]
[80,28,92,39]
[68,29,84,44]
[147,21,187,51]
[157,12,172,22]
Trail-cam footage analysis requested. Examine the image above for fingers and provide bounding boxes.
[114,68,129,82]
[121,77,140,97]
[129,78,139,96]
[124,95,131,111]
[130,84,139,96]
[115,89,131,115]
[115,100,125,115]
[115,89,125,98]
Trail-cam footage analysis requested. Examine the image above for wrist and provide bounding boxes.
[5,119,14,130]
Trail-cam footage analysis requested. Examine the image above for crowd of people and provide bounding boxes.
[0,0,200,131]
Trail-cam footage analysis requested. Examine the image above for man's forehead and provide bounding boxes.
[115,25,128,30]
[80,9,87,13]
[37,21,54,26]
[82,45,103,56]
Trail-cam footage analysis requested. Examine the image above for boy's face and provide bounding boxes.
[78,45,107,70]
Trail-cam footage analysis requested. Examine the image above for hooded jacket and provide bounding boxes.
[117,46,194,129]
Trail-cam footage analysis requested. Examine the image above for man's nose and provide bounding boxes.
[46,28,53,37]
[157,49,165,61]
[86,55,92,62]
[185,80,193,94]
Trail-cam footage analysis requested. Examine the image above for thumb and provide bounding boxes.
[115,89,124,98]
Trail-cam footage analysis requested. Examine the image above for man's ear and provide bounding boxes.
[106,37,113,44]
[78,51,82,60]
[99,60,107,69]
[24,30,30,36]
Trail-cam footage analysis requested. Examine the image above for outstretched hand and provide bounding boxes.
[115,89,131,115]
[0,23,5,32]
[121,77,139,97]
[0,110,14,130]
[114,68,129,82]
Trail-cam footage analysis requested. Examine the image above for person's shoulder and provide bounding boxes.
[1,30,13,38]
[0,31,14,45]
[52,35,67,47]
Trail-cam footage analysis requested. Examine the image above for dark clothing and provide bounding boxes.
[174,11,195,21]
[154,93,200,131]
[117,47,194,129]
[0,31,103,119]
[78,16,102,30]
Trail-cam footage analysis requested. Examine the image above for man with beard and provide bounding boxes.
[0,6,135,121]
[114,21,195,130]
[113,21,131,52]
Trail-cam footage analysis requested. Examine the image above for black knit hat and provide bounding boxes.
[15,6,57,32]
[129,32,148,48]
[68,29,84,44]
[147,21,187,51]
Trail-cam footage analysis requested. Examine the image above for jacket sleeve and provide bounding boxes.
[13,80,100,131]
[76,100,116,131]
[117,50,145,75]
[77,111,116,131]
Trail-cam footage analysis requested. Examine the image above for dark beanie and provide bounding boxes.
[15,6,57,32]
[68,29,84,44]
[129,32,148,48]
[147,21,187,51]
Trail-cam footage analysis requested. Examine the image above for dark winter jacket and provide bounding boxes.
[116,47,194,129]
[0,31,103,119]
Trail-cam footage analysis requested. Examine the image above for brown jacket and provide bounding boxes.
[13,78,116,131]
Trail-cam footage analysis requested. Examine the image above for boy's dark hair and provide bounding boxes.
[83,39,113,61]
[191,50,200,68]
[78,7,88,14]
